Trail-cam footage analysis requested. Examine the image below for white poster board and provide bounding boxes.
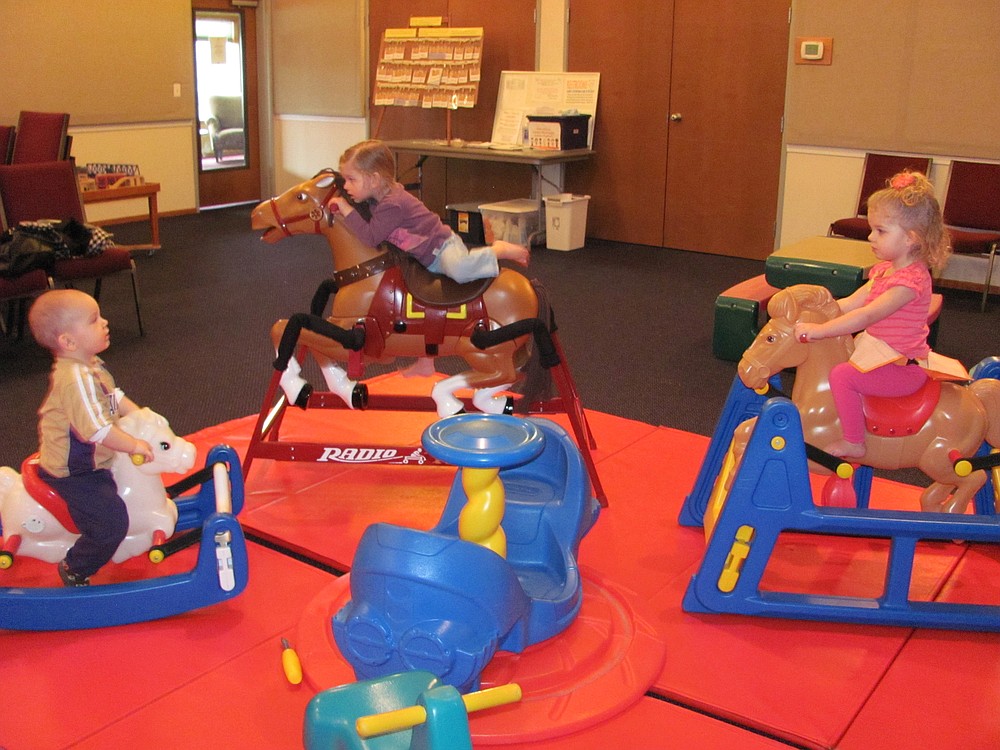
[489,71,600,148]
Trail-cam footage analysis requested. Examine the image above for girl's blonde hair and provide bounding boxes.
[867,170,952,270]
[339,139,396,183]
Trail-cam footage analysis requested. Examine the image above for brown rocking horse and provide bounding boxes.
[251,170,541,418]
[736,284,1000,514]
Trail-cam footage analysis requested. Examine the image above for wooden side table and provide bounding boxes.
[81,182,161,254]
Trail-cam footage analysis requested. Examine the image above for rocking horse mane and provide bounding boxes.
[768,284,841,324]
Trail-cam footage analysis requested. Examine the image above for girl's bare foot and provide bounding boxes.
[825,438,866,460]
[493,240,530,266]
[401,357,436,377]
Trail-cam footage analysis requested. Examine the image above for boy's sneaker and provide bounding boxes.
[58,560,90,587]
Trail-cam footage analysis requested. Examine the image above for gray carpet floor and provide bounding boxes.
[2,205,998,486]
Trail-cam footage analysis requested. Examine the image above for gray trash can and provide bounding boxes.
[543,193,590,251]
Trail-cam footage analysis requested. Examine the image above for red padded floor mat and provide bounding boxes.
[3,392,998,749]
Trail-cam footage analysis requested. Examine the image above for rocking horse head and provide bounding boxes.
[251,169,382,276]
[252,169,342,243]
[738,284,849,392]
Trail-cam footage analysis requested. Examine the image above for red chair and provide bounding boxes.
[0,125,14,164]
[0,269,51,339]
[942,160,1000,312]
[11,111,71,164]
[0,160,143,334]
[828,153,932,240]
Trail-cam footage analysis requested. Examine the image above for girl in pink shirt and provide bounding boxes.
[794,171,952,459]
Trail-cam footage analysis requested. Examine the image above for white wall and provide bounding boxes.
[68,122,197,223]
[272,116,368,192]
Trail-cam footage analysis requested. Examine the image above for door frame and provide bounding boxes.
[192,0,266,208]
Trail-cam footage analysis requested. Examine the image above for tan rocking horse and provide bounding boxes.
[736,284,1000,514]
[251,170,540,418]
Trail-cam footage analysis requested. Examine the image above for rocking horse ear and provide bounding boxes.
[315,175,336,189]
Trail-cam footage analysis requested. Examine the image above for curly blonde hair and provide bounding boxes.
[866,170,952,270]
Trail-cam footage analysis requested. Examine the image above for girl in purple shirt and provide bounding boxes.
[329,139,529,283]
[794,171,952,459]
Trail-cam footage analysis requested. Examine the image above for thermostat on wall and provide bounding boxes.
[800,40,824,60]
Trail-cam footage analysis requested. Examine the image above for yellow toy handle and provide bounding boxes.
[281,638,302,685]
[355,683,522,739]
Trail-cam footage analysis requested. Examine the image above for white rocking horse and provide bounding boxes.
[0,407,197,567]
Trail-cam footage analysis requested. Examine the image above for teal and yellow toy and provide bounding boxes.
[304,671,521,750]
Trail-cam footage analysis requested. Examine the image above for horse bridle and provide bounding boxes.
[269,168,342,237]
[267,169,396,288]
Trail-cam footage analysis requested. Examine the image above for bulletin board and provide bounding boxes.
[372,27,484,109]
[490,71,600,147]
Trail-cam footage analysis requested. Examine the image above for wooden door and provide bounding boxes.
[567,0,789,259]
[662,0,789,259]
[194,0,262,208]
[566,0,674,246]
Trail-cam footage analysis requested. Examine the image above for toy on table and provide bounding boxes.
[333,414,600,692]
[304,670,521,750]
[0,443,249,631]
[731,284,1000,514]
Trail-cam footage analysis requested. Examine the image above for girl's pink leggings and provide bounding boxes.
[828,362,929,443]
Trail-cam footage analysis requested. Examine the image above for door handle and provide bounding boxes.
[669,113,683,122]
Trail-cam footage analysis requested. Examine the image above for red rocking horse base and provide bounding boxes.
[242,331,607,506]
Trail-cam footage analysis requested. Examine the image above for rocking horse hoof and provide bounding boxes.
[293,383,313,410]
[351,383,369,410]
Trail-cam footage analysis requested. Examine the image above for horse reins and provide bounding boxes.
[269,169,342,238]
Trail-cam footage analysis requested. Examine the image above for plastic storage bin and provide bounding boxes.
[479,199,541,246]
[543,193,590,251]
[446,202,487,245]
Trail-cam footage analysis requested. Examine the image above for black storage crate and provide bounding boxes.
[526,114,591,150]
[446,202,487,245]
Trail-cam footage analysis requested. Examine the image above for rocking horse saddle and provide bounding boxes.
[862,378,941,437]
[397,249,493,307]
[20,456,80,533]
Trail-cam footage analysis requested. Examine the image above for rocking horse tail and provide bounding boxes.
[970,377,1000,449]
[473,280,558,413]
